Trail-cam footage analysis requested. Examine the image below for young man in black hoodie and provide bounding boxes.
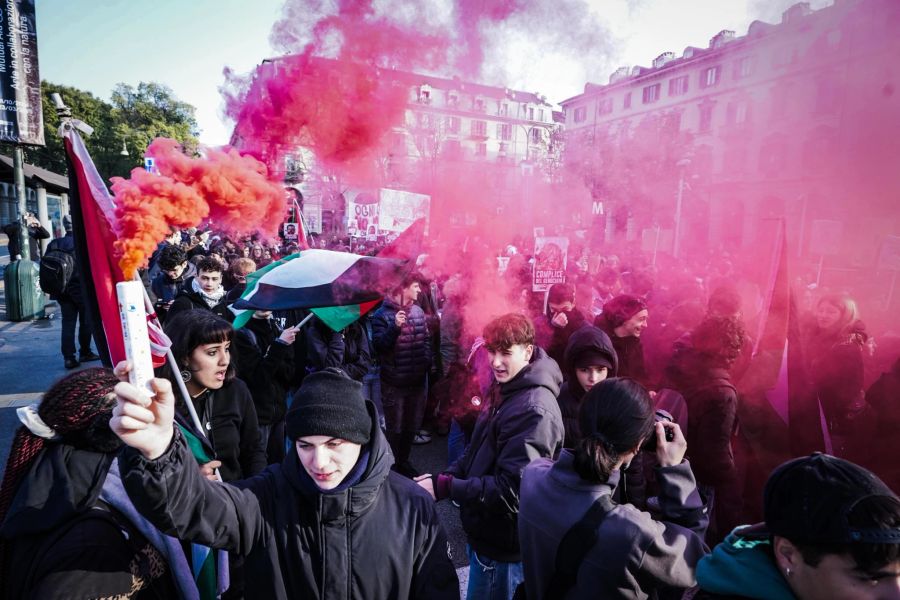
[112,368,459,599]
[420,313,564,600]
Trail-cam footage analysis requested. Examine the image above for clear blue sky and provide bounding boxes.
[36,0,281,145]
[33,0,828,146]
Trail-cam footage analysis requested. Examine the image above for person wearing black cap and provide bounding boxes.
[111,366,459,599]
[695,453,900,599]
[594,294,650,385]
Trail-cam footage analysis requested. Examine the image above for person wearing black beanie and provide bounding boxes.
[113,364,460,599]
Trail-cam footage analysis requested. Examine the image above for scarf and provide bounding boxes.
[192,278,225,308]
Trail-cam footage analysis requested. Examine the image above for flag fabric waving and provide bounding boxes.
[62,123,171,368]
[231,249,406,331]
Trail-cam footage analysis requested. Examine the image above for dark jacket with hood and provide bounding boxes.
[557,326,619,448]
[0,447,180,599]
[168,277,234,323]
[445,346,564,562]
[151,262,196,306]
[694,526,796,599]
[45,232,83,304]
[371,297,431,387]
[519,452,710,599]
[234,316,296,427]
[305,317,373,382]
[119,402,460,600]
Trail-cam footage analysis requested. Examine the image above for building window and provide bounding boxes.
[473,97,486,112]
[446,116,460,134]
[530,128,543,144]
[623,92,632,109]
[499,103,509,116]
[538,109,545,122]
[471,120,487,137]
[497,123,512,141]
[668,75,689,97]
[772,46,798,67]
[417,113,434,130]
[573,106,587,123]
[597,98,613,115]
[698,104,714,133]
[700,66,721,88]
[642,83,661,104]
[727,100,751,125]
[447,93,459,107]
[417,85,431,103]
[734,56,754,79]
[476,142,487,156]
[528,107,535,120]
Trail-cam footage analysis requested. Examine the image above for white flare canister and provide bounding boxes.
[116,280,155,393]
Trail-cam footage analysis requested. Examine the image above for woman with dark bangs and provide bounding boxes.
[159,310,266,482]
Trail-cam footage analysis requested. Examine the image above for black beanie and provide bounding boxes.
[285,368,372,444]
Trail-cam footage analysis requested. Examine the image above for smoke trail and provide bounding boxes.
[110,138,284,279]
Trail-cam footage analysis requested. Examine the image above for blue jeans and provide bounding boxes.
[466,547,523,600]
[447,418,467,466]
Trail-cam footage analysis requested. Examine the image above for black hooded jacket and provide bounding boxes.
[595,314,649,385]
[234,316,295,426]
[556,326,619,449]
[445,347,564,562]
[0,446,178,599]
[119,402,459,599]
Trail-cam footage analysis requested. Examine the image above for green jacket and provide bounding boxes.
[695,526,796,600]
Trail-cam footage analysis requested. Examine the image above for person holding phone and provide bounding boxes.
[518,378,709,599]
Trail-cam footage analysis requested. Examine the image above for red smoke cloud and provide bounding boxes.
[110,138,284,279]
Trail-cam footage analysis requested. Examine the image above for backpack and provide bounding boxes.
[39,250,75,296]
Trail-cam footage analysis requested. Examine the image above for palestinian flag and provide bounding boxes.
[231,249,405,330]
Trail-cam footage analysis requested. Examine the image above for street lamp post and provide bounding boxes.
[673,157,691,259]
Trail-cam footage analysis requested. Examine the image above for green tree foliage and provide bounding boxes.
[1,80,199,184]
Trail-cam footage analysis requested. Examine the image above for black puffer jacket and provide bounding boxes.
[234,317,295,427]
[305,317,373,381]
[445,347,564,562]
[119,403,460,600]
[371,297,431,386]
[557,326,619,448]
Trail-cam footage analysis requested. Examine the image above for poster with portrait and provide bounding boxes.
[532,236,569,292]
[283,222,299,240]
[348,192,379,238]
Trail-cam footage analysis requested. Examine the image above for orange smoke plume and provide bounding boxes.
[110,138,285,279]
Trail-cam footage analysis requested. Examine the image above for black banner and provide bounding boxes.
[0,0,43,145]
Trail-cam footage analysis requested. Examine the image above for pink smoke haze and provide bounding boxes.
[223,0,899,496]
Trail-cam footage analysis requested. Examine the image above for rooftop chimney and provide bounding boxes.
[609,66,630,84]
[653,52,676,69]
[710,30,736,49]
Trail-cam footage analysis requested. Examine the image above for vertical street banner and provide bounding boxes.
[0,0,44,145]
[532,236,568,292]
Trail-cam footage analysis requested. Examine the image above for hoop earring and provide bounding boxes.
[180,369,192,383]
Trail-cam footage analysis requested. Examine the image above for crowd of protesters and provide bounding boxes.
[0,223,898,599]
